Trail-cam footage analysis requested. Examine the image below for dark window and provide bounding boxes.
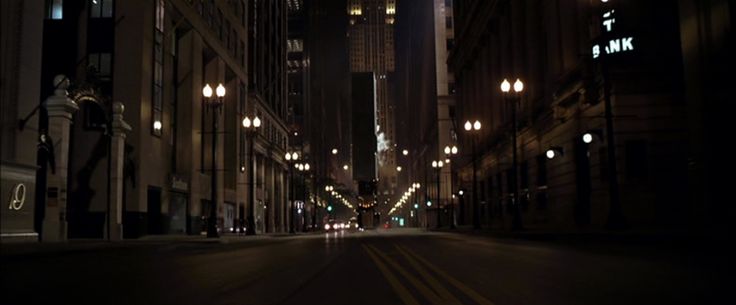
[83,102,108,130]
[239,81,246,170]
[88,53,112,80]
[239,40,246,67]
[241,0,246,27]
[520,161,529,190]
[90,0,114,18]
[625,140,648,179]
[445,16,453,29]
[446,38,455,50]
[152,0,165,137]
[536,155,547,186]
[599,147,608,182]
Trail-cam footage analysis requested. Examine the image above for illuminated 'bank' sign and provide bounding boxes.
[592,6,635,59]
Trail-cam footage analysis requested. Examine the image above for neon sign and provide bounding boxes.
[592,4,635,59]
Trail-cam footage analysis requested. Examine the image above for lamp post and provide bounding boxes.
[444,145,458,229]
[431,160,444,228]
[595,0,627,229]
[203,84,225,238]
[285,151,299,233]
[324,185,334,222]
[464,120,481,229]
[412,183,420,227]
[242,114,261,235]
[298,162,310,231]
[501,78,524,231]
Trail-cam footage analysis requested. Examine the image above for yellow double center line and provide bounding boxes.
[362,243,495,305]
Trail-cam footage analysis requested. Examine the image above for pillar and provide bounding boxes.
[42,75,79,242]
[109,102,131,240]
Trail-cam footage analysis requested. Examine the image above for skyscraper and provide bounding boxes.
[348,0,397,196]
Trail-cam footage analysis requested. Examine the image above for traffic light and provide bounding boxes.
[327,205,333,212]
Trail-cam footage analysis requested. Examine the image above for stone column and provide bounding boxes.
[109,102,131,240]
[268,158,276,233]
[43,75,78,242]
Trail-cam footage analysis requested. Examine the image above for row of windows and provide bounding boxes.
[152,0,165,136]
[190,0,247,68]
[45,0,113,20]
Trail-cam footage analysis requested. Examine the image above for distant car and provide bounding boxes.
[324,220,346,231]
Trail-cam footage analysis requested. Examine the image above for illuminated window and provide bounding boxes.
[348,0,362,15]
[46,0,64,20]
[386,0,396,15]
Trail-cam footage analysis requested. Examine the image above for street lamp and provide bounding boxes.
[298,161,310,232]
[501,78,524,231]
[464,119,481,229]
[332,148,338,155]
[411,182,420,227]
[444,145,458,229]
[431,160,444,228]
[285,150,299,233]
[546,146,564,160]
[242,113,261,235]
[203,83,225,238]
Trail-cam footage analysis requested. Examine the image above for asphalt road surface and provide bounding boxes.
[1,229,726,305]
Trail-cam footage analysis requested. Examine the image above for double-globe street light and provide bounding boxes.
[297,162,310,231]
[324,185,334,221]
[501,78,524,231]
[431,160,444,229]
[444,145,458,229]
[242,114,261,235]
[285,151,299,233]
[412,182,421,227]
[203,83,225,238]
[464,120,481,229]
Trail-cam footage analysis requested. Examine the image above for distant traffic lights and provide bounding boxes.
[327,205,333,212]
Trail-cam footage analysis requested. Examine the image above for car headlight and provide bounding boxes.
[324,224,331,230]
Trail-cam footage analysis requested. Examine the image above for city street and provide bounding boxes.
[1,229,725,305]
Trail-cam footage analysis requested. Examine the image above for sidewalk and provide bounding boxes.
[428,224,724,245]
[0,231,321,257]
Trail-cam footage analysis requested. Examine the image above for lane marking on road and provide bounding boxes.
[397,244,497,305]
[365,244,444,305]
[394,244,463,305]
[362,244,421,305]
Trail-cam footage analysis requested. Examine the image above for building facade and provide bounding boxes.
[448,0,732,232]
[1,0,45,241]
[347,0,398,198]
[1,0,292,242]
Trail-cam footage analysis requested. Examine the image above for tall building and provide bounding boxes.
[347,0,397,197]
[307,0,355,220]
[1,0,292,242]
[392,0,437,223]
[433,0,456,227]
